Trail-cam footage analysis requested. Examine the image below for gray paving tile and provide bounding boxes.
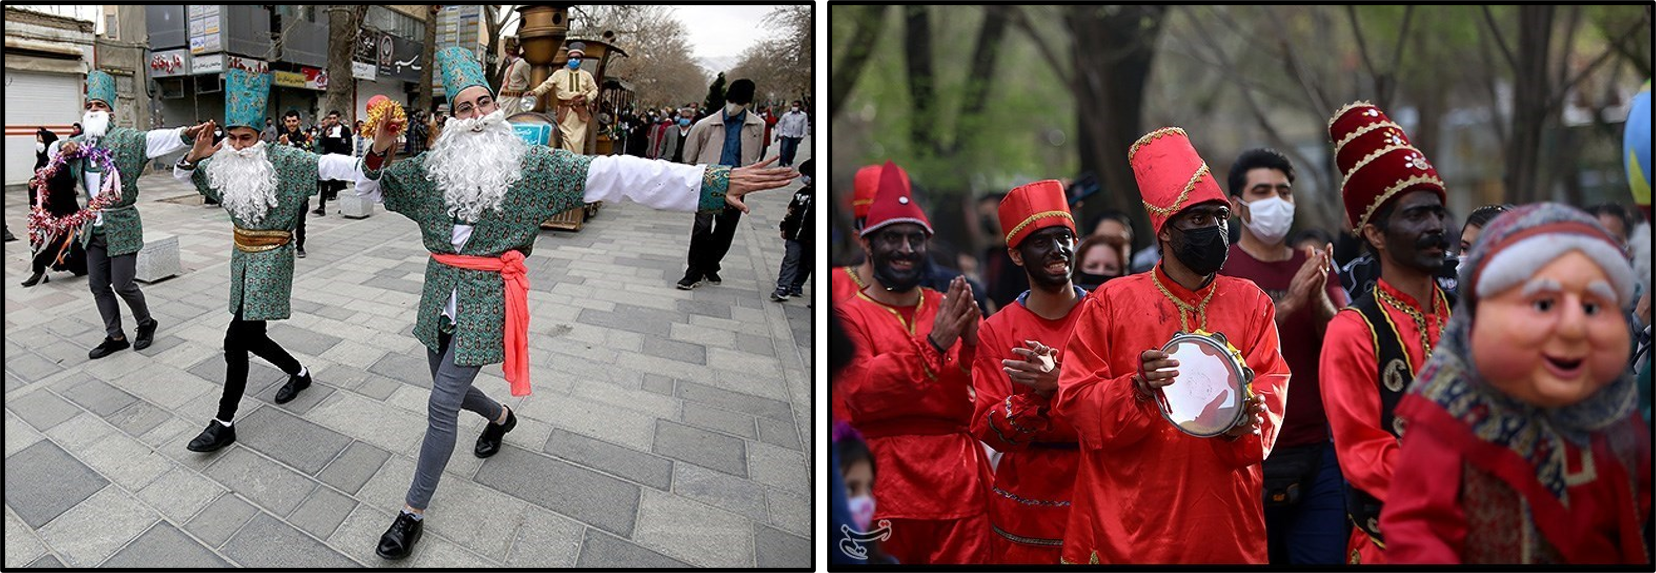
[57,376,137,417]
[638,335,706,365]
[5,499,48,567]
[314,364,399,400]
[102,521,229,568]
[231,406,352,475]
[671,463,771,523]
[201,447,319,517]
[504,507,583,567]
[187,355,285,388]
[754,523,810,568]
[473,445,640,537]
[265,323,345,357]
[317,440,391,495]
[288,485,357,540]
[575,528,691,568]
[6,389,82,432]
[377,277,426,295]
[368,353,430,388]
[633,488,754,568]
[767,487,811,537]
[133,334,186,357]
[654,420,748,477]
[543,428,673,490]
[756,415,802,450]
[5,350,63,385]
[35,485,159,567]
[105,400,171,437]
[675,379,794,422]
[185,494,259,549]
[28,555,64,568]
[641,374,674,396]
[136,466,226,523]
[680,400,759,439]
[4,440,109,528]
[289,298,324,315]
[221,513,358,568]
[675,298,733,320]
[576,308,673,337]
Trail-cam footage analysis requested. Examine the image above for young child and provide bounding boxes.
[773,157,813,301]
[835,421,897,564]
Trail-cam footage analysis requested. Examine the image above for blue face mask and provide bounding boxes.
[566,59,581,70]
[678,118,690,126]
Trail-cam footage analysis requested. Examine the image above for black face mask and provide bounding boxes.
[1073,272,1117,291]
[1171,224,1229,276]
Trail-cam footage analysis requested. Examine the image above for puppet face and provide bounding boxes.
[1470,250,1630,408]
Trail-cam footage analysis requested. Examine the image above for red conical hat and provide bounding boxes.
[852,163,909,221]
[860,160,931,237]
[999,180,1074,248]
[1328,101,1446,230]
[1129,127,1227,236]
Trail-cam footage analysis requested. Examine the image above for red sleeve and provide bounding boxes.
[1379,417,1466,564]
[1320,309,1398,501]
[837,306,968,425]
[1053,293,1160,451]
[971,319,1053,452]
[1327,272,1350,308]
[1210,292,1289,468]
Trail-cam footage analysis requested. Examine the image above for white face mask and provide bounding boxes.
[1242,195,1295,245]
[36,141,46,153]
[725,102,746,116]
[847,494,876,532]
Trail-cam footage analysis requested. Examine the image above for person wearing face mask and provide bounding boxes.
[23,128,89,287]
[1054,128,1288,564]
[1318,102,1456,565]
[527,42,597,154]
[1071,234,1128,291]
[772,158,814,301]
[836,162,991,564]
[834,421,898,564]
[1219,148,1349,565]
[660,108,695,164]
[970,180,1087,564]
[776,99,809,167]
[676,78,768,290]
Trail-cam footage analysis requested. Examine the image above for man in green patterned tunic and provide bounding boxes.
[359,47,799,560]
[50,71,211,360]
[170,70,372,453]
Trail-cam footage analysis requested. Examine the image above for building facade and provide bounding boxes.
[3,7,96,186]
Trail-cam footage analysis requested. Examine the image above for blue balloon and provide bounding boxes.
[1625,81,1651,208]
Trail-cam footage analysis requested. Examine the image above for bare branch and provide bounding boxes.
[1544,16,1648,117]
[1480,6,1519,71]
[1346,6,1381,80]
[1008,6,1074,87]
[1387,6,1414,74]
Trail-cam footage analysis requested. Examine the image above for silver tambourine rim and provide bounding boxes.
[1154,332,1253,438]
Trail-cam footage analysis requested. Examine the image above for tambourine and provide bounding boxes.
[1153,330,1255,438]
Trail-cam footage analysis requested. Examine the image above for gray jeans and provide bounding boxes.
[86,231,151,338]
[404,329,505,510]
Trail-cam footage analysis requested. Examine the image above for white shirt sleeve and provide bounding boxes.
[172,162,194,182]
[146,127,191,159]
[352,157,385,203]
[316,153,360,182]
[581,154,709,212]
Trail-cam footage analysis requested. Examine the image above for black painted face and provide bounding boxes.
[1378,189,1450,275]
[864,223,929,292]
[1013,225,1076,290]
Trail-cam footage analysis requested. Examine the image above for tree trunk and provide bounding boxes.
[828,6,886,123]
[903,6,940,155]
[324,6,365,123]
[1506,5,1553,203]
[947,6,1009,156]
[418,6,437,113]
[1067,5,1168,242]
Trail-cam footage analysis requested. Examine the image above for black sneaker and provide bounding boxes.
[88,336,130,360]
[274,370,312,404]
[676,276,700,290]
[770,290,789,302]
[185,421,236,452]
[705,272,722,285]
[474,407,517,458]
[311,208,326,216]
[134,318,159,351]
[376,511,424,560]
[296,247,307,259]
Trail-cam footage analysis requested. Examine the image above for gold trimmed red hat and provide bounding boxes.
[860,160,932,237]
[1329,101,1446,231]
[999,180,1074,248]
[1128,127,1226,236]
[852,163,909,221]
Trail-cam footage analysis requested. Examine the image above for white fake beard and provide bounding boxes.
[82,110,111,139]
[205,141,281,225]
[424,109,527,223]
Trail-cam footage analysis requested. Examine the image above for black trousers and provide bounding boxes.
[218,308,301,421]
[683,209,742,281]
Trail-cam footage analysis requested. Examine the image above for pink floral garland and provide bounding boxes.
[27,145,121,250]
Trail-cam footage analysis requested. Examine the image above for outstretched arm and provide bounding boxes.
[575,153,797,214]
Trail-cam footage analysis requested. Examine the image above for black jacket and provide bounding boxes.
[780,184,813,242]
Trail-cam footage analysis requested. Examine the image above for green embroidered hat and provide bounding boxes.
[86,70,117,111]
[224,68,272,130]
[437,46,489,101]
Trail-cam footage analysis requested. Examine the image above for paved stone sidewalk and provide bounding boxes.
[3,141,814,568]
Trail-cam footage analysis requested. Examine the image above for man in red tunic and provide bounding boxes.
[970,180,1086,564]
[1054,128,1289,564]
[1381,203,1651,564]
[832,163,911,303]
[835,162,991,564]
[1318,102,1454,564]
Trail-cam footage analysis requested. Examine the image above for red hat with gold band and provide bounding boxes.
[860,160,932,237]
[1329,101,1446,231]
[1129,127,1226,236]
[852,163,910,222]
[999,180,1074,248]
